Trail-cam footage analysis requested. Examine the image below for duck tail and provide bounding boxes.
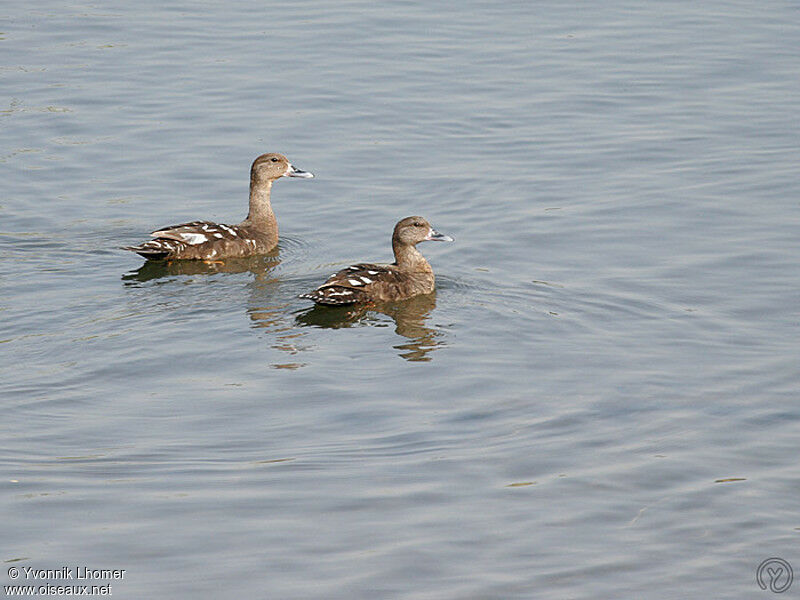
[121,238,184,260]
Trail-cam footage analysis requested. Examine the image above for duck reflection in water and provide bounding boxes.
[294,291,444,362]
[122,252,446,362]
[121,251,280,284]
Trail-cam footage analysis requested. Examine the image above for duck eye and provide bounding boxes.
[271,157,278,163]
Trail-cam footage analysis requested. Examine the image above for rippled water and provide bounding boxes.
[3,2,800,598]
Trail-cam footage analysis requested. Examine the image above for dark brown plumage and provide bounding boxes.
[300,216,453,305]
[123,153,312,260]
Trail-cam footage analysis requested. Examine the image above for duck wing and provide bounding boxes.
[150,221,242,244]
[123,221,244,259]
[300,263,400,305]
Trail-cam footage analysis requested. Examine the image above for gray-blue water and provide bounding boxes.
[2,2,800,598]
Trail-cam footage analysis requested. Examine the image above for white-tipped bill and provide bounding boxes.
[425,228,454,242]
[286,163,314,178]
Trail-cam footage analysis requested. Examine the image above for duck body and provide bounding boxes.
[301,216,453,306]
[125,220,277,261]
[305,262,435,305]
[123,153,312,261]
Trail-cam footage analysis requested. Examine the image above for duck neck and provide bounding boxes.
[393,241,432,273]
[243,179,276,229]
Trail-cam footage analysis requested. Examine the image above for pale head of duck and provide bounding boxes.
[250,153,314,185]
[392,216,454,247]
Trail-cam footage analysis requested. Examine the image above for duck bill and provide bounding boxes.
[286,164,314,178]
[425,228,454,242]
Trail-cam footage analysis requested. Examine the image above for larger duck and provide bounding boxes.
[300,216,453,305]
[123,153,313,260]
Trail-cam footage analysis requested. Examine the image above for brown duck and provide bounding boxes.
[300,216,453,305]
[123,153,313,260]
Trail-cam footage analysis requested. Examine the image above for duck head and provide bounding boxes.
[393,216,454,246]
[251,153,314,184]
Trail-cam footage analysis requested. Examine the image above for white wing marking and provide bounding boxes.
[180,232,208,245]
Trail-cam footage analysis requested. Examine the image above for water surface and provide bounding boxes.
[2,1,800,598]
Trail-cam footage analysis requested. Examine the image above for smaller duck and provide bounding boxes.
[300,216,453,305]
[123,153,313,261]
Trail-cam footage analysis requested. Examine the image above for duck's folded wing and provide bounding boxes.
[322,263,394,286]
[151,221,241,245]
[301,264,400,305]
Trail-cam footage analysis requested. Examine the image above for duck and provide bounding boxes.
[300,216,453,305]
[123,153,313,260]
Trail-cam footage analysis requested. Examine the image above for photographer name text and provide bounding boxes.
[11,567,124,581]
